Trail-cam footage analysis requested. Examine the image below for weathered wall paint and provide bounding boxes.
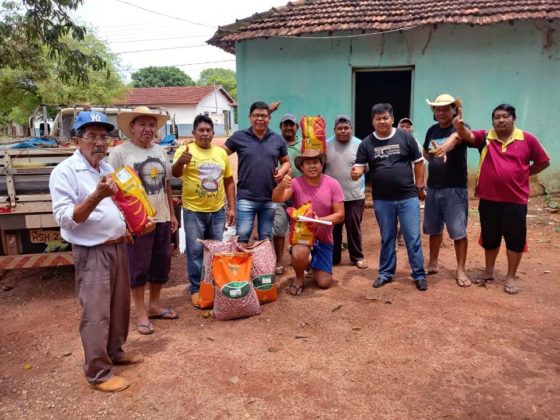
[235,20,559,191]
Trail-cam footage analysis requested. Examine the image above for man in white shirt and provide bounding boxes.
[50,111,151,392]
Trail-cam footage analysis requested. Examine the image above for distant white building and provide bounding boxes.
[115,85,237,136]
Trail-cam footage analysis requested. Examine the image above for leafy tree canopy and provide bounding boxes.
[0,0,107,84]
[0,33,127,126]
[131,66,195,88]
[197,68,236,99]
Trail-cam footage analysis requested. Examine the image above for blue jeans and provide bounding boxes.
[183,207,225,294]
[236,199,276,244]
[373,197,426,281]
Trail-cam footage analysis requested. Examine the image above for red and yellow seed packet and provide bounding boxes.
[287,201,317,247]
[300,116,326,153]
[110,166,157,235]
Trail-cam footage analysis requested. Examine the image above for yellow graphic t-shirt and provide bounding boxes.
[173,143,233,212]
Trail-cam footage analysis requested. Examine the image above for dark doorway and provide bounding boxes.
[354,69,413,140]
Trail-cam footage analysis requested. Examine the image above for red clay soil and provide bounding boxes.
[1,197,559,419]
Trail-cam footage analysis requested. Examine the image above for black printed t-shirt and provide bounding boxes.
[423,123,468,188]
[355,129,422,201]
[225,127,288,201]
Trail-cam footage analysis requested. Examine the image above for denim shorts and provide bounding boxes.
[423,187,468,240]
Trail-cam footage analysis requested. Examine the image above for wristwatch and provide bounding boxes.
[416,186,426,192]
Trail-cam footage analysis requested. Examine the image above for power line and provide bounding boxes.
[107,34,209,44]
[128,59,235,71]
[115,0,216,29]
[115,44,208,54]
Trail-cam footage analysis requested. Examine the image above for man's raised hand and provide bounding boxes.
[178,143,192,166]
[96,175,118,198]
[453,107,464,131]
[431,140,448,163]
[280,173,292,189]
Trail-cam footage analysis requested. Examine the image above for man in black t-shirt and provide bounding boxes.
[352,103,427,291]
[423,94,470,287]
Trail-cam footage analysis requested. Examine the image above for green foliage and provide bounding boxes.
[0,0,106,84]
[197,68,236,99]
[0,33,127,126]
[131,66,195,88]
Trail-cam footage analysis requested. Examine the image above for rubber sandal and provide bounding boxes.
[472,275,494,284]
[136,321,154,335]
[354,260,369,269]
[148,309,179,320]
[504,284,520,294]
[456,277,471,287]
[288,281,304,296]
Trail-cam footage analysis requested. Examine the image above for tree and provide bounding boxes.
[0,33,127,126]
[197,68,236,99]
[131,66,195,88]
[0,0,107,84]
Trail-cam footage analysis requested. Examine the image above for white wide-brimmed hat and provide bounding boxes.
[426,94,461,111]
[117,106,169,139]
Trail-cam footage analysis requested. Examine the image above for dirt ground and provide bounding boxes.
[1,193,560,419]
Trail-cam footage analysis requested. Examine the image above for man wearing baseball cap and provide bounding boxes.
[50,111,149,392]
[272,113,302,275]
[423,93,470,287]
[324,114,368,269]
[272,149,344,296]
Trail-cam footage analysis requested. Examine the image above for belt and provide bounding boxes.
[102,237,123,246]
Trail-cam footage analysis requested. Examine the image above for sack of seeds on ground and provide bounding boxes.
[212,252,261,321]
[237,240,277,304]
[197,237,238,309]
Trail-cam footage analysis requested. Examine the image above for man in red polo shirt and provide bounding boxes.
[434,104,550,294]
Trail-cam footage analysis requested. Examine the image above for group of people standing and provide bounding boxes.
[49,93,549,392]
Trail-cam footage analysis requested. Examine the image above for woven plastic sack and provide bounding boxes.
[237,240,277,304]
[212,252,261,321]
[287,201,317,247]
[110,166,156,235]
[300,116,326,153]
[197,237,237,309]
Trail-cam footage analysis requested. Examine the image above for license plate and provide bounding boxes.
[29,229,62,243]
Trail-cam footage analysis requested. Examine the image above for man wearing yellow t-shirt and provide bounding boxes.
[172,114,235,307]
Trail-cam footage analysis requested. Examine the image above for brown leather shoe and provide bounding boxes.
[191,292,200,308]
[90,375,130,392]
[113,351,144,365]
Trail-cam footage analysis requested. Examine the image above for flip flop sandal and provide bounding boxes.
[456,277,471,287]
[426,268,439,275]
[504,284,520,294]
[149,309,179,320]
[288,281,304,296]
[136,321,154,335]
[472,275,494,284]
[355,260,369,269]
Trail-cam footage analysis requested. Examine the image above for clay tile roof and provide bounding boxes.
[114,86,235,106]
[208,0,560,53]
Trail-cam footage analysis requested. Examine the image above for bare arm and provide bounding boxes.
[350,165,366,181]
[172,144,192,177]
[166,180,178,233]
[275,155,291,183]
[453,108,475,145]
[413,160,426,201]
[272,174,293,203]
[222,144,233,155]
[530,160,550,175]
[73,175,117,223]
[320,201,344,225]
[224,176,236,225]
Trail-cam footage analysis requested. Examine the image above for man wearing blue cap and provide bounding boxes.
[50,111,151,392]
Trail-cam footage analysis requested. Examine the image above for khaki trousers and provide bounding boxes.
[73,242,130,384]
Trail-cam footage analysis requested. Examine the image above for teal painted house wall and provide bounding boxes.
[234,20,559,191]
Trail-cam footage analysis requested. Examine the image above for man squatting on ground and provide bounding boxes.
[272,149,345,296]
[172,114,236,307]
[223,101,291,244]
[434,104,550,294]
[423,94,471,287]
[50,111,152,392]
[324,114,368,269]
[272,113,303,275]
[352,103,428,291]
[110,107,179,335]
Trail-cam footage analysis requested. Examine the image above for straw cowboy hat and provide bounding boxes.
[117,106,169,139]
[294,149,327,172]
[426,94,462,112]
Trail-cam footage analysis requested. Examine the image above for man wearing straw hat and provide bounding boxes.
[272,149,344,296]
[110,106,179,335]
[423,93,471,287]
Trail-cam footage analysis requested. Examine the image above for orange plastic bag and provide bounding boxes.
[237,240,277,304]
[211,252,261,320]
[110,166,156,235]
[197,237,237,309]
[287,201,317,247]
[300,116,326,153]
